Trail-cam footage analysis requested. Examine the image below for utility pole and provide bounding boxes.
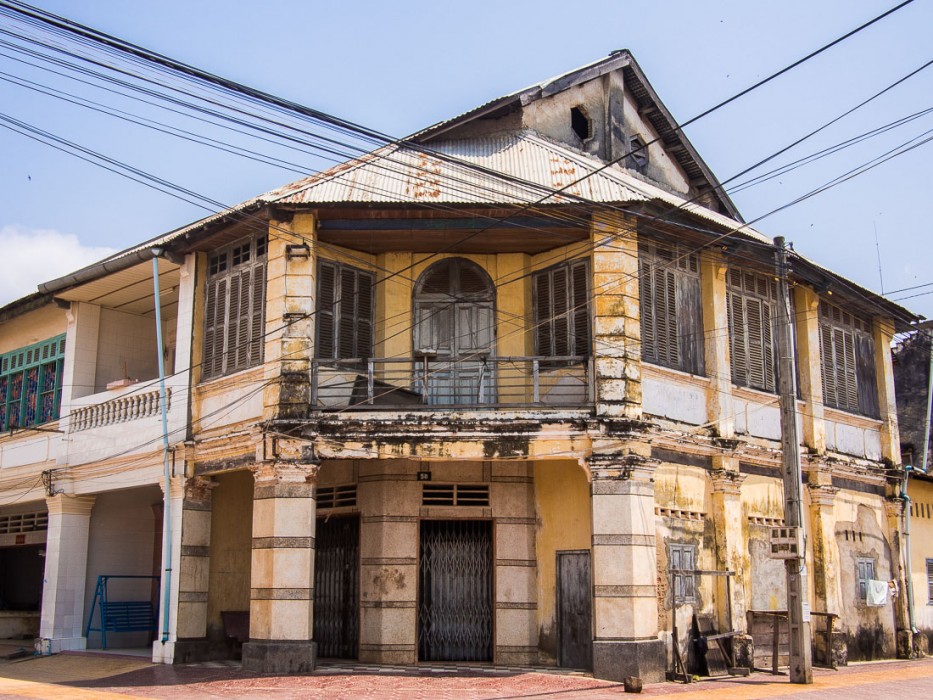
[773,236,813,684]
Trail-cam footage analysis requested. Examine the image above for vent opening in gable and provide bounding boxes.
[570,106,592,141]
[628,135,648,172]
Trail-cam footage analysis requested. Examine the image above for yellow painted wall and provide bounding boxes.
[0,303,66,355]
[533,459,591,661]
[908,477,933,639]
[206,469,253,639]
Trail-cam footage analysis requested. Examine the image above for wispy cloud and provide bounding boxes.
[0,225,116,306]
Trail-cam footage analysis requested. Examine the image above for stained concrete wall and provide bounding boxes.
[95,308,160,392]
[83,486,161,649]
[205,470,253,640]
[532,459,591,663]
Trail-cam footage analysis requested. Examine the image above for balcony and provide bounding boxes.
[311,356,594,411]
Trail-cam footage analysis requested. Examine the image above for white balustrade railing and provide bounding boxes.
[70,389,171,432]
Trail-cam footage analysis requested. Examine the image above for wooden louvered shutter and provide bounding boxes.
[338,267,357,359]
[639,254,656,363]
[552,266,570,357]
[820,321,836,407]
[728,291,747,387]
[761,301,774,391]
[356,270,374,360]
[534,270,552,357]
[856,332,878,417]
[249,260,266,365]
[656,267,678,367]
[233,268,252,370]
[571,261,590,357]
[677,272,703,376]
[746,297,766,389]
[205,277,228,377]
[317,262,336,360]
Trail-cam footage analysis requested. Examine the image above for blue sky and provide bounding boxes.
[0,0,931,318]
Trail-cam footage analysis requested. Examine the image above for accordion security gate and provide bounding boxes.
[418,520,493,662]
[313,514,360,659]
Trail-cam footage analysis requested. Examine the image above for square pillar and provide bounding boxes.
[588,456,664,683]
[242,461,319,673]
[701,252,734,438]
[872,317,901,463]
[806,477,846,666]
[38,495,95,653]
[794,285,826,453]
[709,465,749,635]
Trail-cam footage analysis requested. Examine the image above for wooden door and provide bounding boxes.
[557,550,592,669]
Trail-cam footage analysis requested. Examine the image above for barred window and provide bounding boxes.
[316,260,374,362]
[533,259,590,361]
[639,241,704,375]
[0,335,65,431]
[728,269,777,393]
[203,236,267,379]
[819,300,878,417]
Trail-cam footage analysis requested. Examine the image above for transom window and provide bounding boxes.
[0,335,65,432]
[203,236,267,379]
[639,241,704,375]
[819,300,878,417]
[728,269,778,393]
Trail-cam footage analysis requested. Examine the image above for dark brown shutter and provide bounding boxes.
[534,270,552,357]
[728,291,747,387]
[639,254,655,363]
[856,332,878,417]
[571,261,589,357]
[677,273,703,375]
[356,270,374,360]
[552,265,570,357]
[338,267,357,359]
[317,262,336,360]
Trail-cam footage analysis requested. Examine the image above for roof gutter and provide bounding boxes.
[38,246,184,296]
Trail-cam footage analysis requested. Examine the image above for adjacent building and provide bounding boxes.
[0,52,922,682]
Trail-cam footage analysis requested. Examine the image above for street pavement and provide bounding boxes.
[0,642,931,699]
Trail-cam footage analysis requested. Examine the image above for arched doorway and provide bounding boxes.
[413,258,495,405]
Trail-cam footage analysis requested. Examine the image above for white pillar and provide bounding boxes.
[39,495,95,653]
[152,474,184,664]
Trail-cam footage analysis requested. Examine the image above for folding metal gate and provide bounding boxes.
[418,520,492,662]
[313,514,359,659]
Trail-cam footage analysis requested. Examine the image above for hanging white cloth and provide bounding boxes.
[866,579,888,606]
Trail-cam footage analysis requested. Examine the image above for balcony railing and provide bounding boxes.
[311,356,594,411]
[70,388,171,432]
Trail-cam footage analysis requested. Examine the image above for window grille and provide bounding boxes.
[819,300,878,417]
[0,511,48,534]
[316,260,374,362]
[727,269,777,393]
[316,484,357,509]
[927,558,933,603]
[669,542,697,603]
[0,335,65,431]
[639,241,703,375]
[203,236,267,379]
[856,557,876,601]
[533,259,590,362]
[422,484,489,507]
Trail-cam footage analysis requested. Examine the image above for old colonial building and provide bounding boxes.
[0,52,921,682]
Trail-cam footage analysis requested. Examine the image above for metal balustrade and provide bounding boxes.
[70,388,171,432]
[311,356,593,410]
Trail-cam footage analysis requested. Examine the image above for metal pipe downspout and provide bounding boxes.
[151,254,173,644]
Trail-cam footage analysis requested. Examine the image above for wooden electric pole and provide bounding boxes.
[773,236,813,684]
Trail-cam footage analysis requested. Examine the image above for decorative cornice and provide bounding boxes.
[709,469,747,495]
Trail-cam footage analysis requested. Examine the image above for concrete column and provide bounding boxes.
[175,477,215,641]
[38,495,95,653]
[588,454,663,683]
[883,497,914,658]
[709,464,749,636]
[701,251,734,438]
[794,285,825,453]
[242,460,319,673]
[873,318,901,463]
[591,214,641,420]
[806,475,845,666]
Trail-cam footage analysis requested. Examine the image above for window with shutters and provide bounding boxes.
[669,543,697,603]
[0,335,65,431]
[927,558,933,603]
[638,241,704,375]
[316,260,374,363]
[727,269,777,393]
[856,557,876,601]
[202,236,267,379]
[533,260,590,364]
[818,300,878,418]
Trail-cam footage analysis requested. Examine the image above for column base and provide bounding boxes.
[242,640,317,674]
[592,639,665,684]
[36,636,87,655]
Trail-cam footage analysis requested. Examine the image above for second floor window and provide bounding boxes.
[728,269,777,393]
[0,335,65,431]
[316,260,374,362]
[203,236,267,379]
[533,259,590,361]
[819,301,878,417]
[639,241,704,375]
